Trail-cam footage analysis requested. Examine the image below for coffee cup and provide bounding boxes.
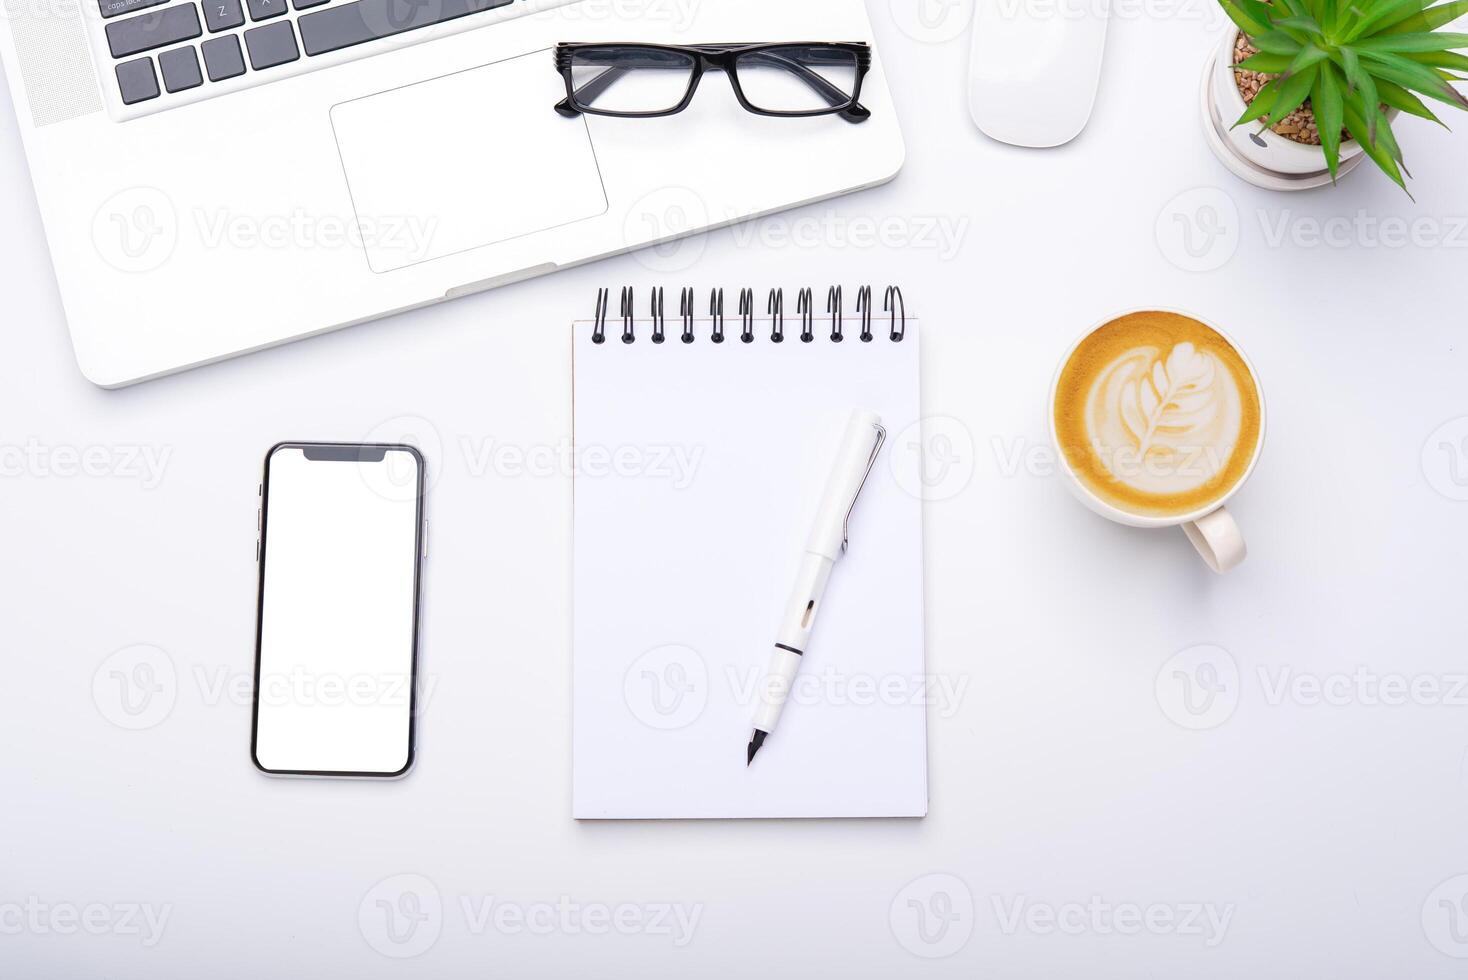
[1047,309,1266,573]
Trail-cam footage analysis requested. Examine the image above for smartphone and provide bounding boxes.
[251,443,425,777]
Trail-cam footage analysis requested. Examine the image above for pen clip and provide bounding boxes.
[842,422,887,554]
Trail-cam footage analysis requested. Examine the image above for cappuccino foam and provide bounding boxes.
[1053,312,1262,518]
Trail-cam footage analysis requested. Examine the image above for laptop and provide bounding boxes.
[0,0,905,386]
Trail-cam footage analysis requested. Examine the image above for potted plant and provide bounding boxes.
[1206,0,1468,190]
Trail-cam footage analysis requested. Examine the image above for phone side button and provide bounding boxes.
[422,519,429,560]
[255,539,259,561]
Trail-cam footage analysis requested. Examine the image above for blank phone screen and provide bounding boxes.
[253,444,422,776]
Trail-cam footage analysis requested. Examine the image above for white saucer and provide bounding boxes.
[1198,54,1364,192]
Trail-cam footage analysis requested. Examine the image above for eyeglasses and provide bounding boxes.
[554,42,872,122]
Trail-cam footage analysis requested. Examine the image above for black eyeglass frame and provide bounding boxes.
[554,42,872,122]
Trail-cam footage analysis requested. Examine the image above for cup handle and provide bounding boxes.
[1182,506,1246,573]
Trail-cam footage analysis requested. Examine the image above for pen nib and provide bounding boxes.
[746,729,767,766]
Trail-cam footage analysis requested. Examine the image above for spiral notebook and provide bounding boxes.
[572,286,927,819]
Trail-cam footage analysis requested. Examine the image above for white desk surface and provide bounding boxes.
[4,4,1468,977]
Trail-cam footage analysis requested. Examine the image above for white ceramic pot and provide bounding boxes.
[1208,29,1369,175]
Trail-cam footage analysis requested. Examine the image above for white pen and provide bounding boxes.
[747,409,886,765]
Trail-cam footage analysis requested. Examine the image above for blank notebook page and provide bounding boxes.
[572,315,926,818]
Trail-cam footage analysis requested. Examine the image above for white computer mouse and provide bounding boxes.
[967,0,1111,147]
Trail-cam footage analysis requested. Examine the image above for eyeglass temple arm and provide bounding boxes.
[556,53,869,122]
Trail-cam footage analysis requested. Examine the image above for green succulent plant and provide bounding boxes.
[1218,0,1468,190]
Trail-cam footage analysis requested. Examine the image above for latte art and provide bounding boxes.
[1086,342,1242,496]
[1053,312,1262,519]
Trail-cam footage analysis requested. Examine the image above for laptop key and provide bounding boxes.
[297,0,510,56]
[159,45,203,91]
[292,0,328,9]
[106,4,202,59]
[202,0,244,30]
[243,20,299,69]
[99,0,165,20]
[115,57,160,104]
[202,35,246,80]
[245,0,287,20]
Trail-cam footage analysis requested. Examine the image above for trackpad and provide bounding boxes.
[331,49,608,274]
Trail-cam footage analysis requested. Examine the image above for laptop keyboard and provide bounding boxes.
[103,0,520,109]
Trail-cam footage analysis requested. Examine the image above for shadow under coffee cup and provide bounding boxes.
[1047,309,1266,573]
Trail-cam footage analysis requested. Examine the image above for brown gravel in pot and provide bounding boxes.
[1233,33,1330,145]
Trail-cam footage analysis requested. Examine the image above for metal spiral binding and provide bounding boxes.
[650,287,665,343]
[679,287,695,343]
[884,285,906,341]
[592,287,609,344]
[738,288,754,343]
[797,288,814,342]
[620,286,635,344]
[591,285,906,343]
